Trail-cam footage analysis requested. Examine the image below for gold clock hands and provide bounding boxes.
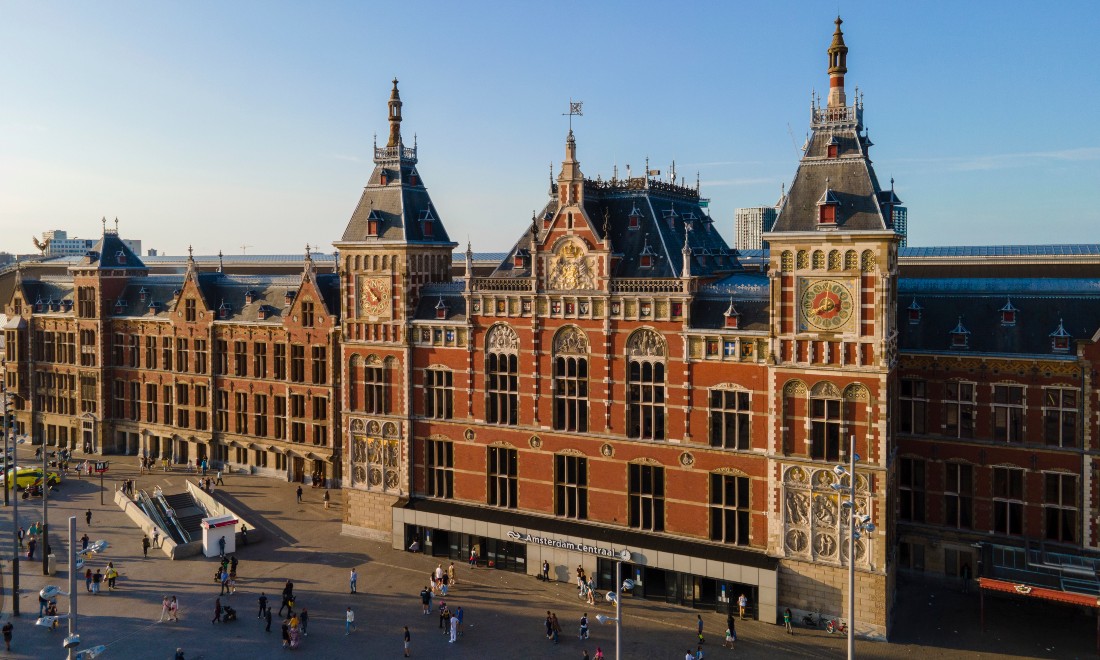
[814,299,837,315]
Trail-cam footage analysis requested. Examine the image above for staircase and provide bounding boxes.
[163,492,207,541]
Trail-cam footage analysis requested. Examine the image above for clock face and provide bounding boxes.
[800,279,854,332]
[359,276,391,318]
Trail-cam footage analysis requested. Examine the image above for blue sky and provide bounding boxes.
[1,1,1098,256]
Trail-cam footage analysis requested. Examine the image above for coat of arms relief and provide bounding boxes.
[548,241,596,290]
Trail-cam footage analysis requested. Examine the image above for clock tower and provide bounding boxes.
[762,16,900,638]
[334,79,457,539]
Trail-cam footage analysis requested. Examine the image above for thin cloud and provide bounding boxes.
[895,147,1100,172]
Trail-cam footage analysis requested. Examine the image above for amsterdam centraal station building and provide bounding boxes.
[4,19,1099,638]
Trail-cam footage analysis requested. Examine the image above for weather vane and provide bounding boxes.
[563,99,583,131]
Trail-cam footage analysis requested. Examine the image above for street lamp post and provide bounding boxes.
[8,388,20,616]
[42,432,51,575]
[830,435,876,660]
[66,515,79,660]
[596,555,634,660]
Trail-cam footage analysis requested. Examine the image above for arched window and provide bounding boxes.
[485,325,519,425]
[553,327,589,433]
[626,329,666,440]
[709,386,750,450]
[364,355,388,415]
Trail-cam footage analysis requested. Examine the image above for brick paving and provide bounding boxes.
[0,449,1094,659]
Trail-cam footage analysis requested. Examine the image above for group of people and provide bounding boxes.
[17,521,45,560]
[157,595,181,622]
[575,564,597,605]
[435,599,463,643]
[429,562,455,596]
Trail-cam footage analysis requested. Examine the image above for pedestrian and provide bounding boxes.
[695,644,705,659]
[106,563,118,590]
[456,605,464,636]
[27,536,36,560]
[449,611,458,643]
[258,593,268,618]
[85,509,92,526]
[961,562,971,594]
[299,608,308,636]
[211,597,222,624]
[468,548,477,568]
[448,561,456,587]
[281,621,290,649]
[545,611,553,640]
[595,648,604,660]
[142,535,150,558]
[441,572,448,596]
[435,563,443,585]
[218,535,226,557]
[403,625,411,657]
[420,586,431,614]
[174,648,185,660]
[345,607,355,635]
[286,595,295,617]
[323,489,331,509]
[216,470,224,486]
[542,559,550,581]
[296,485,303,503]
[159,595,171,622]
[723,627,734,648]
[17,526,24,549]
[783,607,793,635]
[2,620,12,651]
[697,614,704,644]
[85,568,92,592]
[685,650,694,660]
[350,567,358,594]
[230,554,239,574]
[264,607,272,632]
[170,596,179,622]
[728,618,736,645]
[219,569,230,595]
[551,612,562,644]
[152,527,160,548]
[81,533,89,551]
[580,613,589,640]
[738,593,748,620]
[439,602,448,631]
[201,458,208,476]
[92,569,102,594]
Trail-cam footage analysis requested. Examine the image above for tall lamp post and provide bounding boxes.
[4,384,20,616]
[831,435,875,660]
[42,431,51,574]
[596,551,634,660]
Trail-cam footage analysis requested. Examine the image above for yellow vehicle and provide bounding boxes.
[1,467,62,491]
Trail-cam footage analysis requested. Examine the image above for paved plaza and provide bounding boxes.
[0,449,1094,659]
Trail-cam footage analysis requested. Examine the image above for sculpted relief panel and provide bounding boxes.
[782,464,870,568]
[548,240,597,291]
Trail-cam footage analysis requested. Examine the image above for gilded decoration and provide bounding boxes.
[828,250,842,271]
[627,328,666,358]
[528,436,542,449]
[861,250,877,273]
[600,443,615,457]
[783,464,871,567]
[548,240,597,291]
[781,251,794,272]
[844,250,858,270]
[797,250,809,270]
[812,250,825,269]
[783,380,807,397]
[486,324,519,353]
[349,418,401,493]
[554,326,589,354]
[678,452,695,467]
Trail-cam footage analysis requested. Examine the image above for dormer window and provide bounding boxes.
[663,208,678,229]
[218,302,231,319]
[147,301,160,314]
[423,220,434,237]
[628,204,641,230]
[1050,319,1071,353]
[115,250,126,265]
[950,317,970,349]
[138,287,148,303]
[817,187,840,225]
[284,290,295,307]
[513,253,524,268]
[114,298,126,312]
[62,300,72,312]
[826,136,839,159]
[244,290,255,305]
[379,171,389,185]
[435,296,448,320]
[410,172,419,186]
[907,298,922,324]
[999,299,1018,326]
[367,209,382,237]
[724,298,740,329]
[257,306,269,320]
[34,298,43,313]
[640,236,655,269]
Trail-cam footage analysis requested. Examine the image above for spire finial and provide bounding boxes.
[101,216,107,234]
[188,244,194,259]
[217,250,224,273]
[386,78,403,148]
[114,217,119,233]
[826,15,850,108]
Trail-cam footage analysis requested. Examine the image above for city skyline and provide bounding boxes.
[1,1,1098,256]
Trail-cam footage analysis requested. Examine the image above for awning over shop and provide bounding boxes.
[979,577,1100,607]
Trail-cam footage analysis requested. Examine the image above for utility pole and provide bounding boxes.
[42,434,50,575]
[10,391,19,616]
[67,515,78,659]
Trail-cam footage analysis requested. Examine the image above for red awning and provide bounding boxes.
[979,577,1100,608]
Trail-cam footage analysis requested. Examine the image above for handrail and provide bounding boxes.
[137,489,177,542]
[155,491,191,543]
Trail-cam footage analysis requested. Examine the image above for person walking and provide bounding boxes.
[85,509,92,526]
[420,586,431,614]
[323,489,331,509]
[403,625,411,657]
[468,548,477,568]
[106,564,118,591]
[142,534,151,558]
[152,527,160,548]
[728,618,736,646]
[456,606,464,637]
[345,607,355,635]
[447,562,456,588]
[296,485,303,503]
[91,569,102,594]
[350,567,358,594]
[580,613,589,640]
[783,607,794,635]
[258,593,268,618]
[159,595,171,622]
[738,593,748,620]
[299,608,308,636]
[219,569,230,595]
[697,614,704,645]
[551,612,562,644]
[27,536,36,560]
[81,533,89,551]
[17,526,24,549]
[211,598,222,624]
[216,470,224,486]
[449,610,458,643]
[264,607,272,632]
[85,568,92,592]
[170,596,179,622]
[2,620,11,652]
[723,627,734,649]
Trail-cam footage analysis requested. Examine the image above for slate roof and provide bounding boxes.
[692,272,771,331]
[412,282,467,322]
[898,278,1100,355]
[73,231,147,270]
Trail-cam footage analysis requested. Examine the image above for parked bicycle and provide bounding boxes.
[801,612,822,627]
[825,617,847,634]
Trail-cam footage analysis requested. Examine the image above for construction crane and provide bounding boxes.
[240,244,253,255]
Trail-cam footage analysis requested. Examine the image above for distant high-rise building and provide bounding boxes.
[734,206,778,250]
[38,229,142,257]
[892,205,908,246]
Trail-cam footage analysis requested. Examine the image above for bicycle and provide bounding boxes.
[801,612,822,627]
[825,617,847,634]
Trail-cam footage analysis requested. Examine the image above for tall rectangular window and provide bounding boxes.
[993,467,1025,535]
[274,395,287,440]
[628,463,665,531]
[301,301,315,328]
[553,356,589,433]
[129,381,140,421]
[290,394,306,442]
[215,339,228,375]
[424,369,453,419]
[253,342,268,379]
[1043,388,1078,447]
[146,336,158,369]
[311,346,328,384]
[162,384,173,424]
[944,463,973,529]
[1044,473,1077,543]
[128,334,139,368]
[709,473,750,545]
[364,363,387,414]
[486,352,518,425]
[113,333,125,367]
[194,339,208,375]
[290,345,305,383]
[899,379,927,434]
[487,446,518,508]
[254,394,268,437]
[80,329,97,366]
[312,396,328,445]
[234,341,247,377]
[992,384,1025,443]
[185,299,197,322]
[426,439,454,498]
[810,398,841,461]
[709,389,750,450]
[195,385,208,430]
[175,338,189,373]
[944,381,976,438]
[145,383,158,423]
[161,337,172,371]
[215,389,229,432]
[627,360,665,440]
[80,375,97,413]
[235,392,248,434]
[113,380,125,418]
[273,344,287,380]
[77,286,96,318]
[898,457,926,523]
[554,454,587,519]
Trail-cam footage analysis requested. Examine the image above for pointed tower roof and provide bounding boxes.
[337,80,456,247]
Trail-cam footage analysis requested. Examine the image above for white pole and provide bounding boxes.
[67,515,77,660]
[615,560,622,660]
[847,433,856,660]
